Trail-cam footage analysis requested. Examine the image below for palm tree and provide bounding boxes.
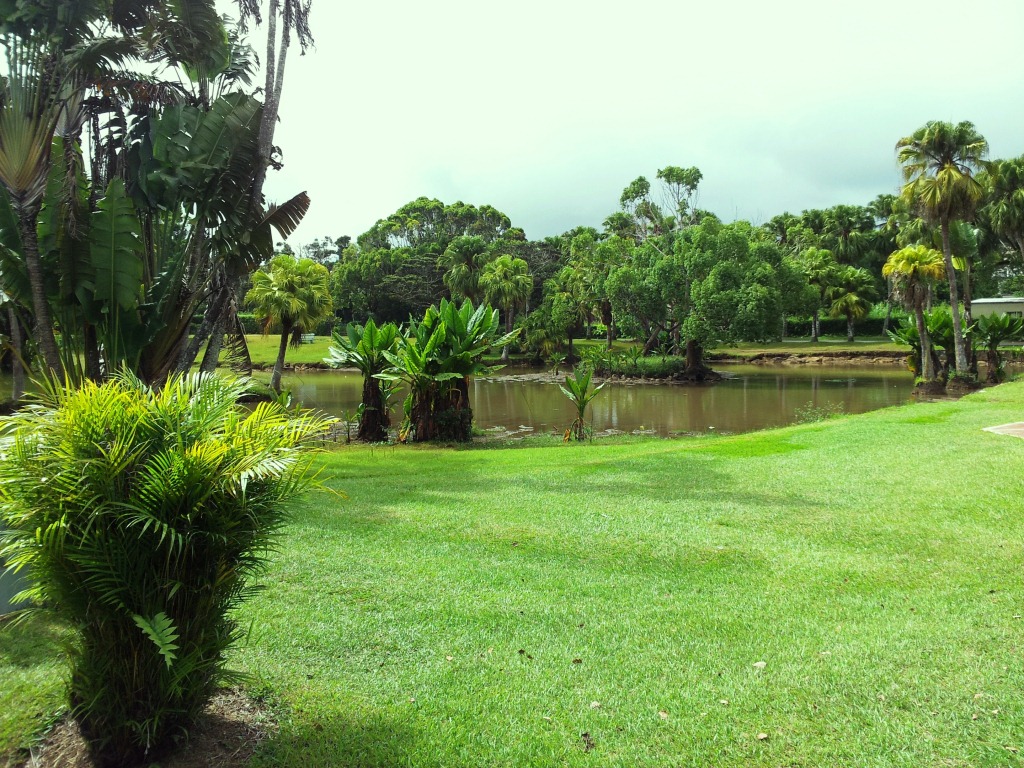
[882,245,946,383]
[896,120,989,379]
[799,247,838,342]
[246,254,332,393]
[325,319,399,441]
[827,266,877,342]
[982,156,1024,262]
[439,235,491,303]
[480,255,532,362]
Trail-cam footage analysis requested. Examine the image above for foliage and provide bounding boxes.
[897,120,989,376]
[559,366,605,441]
[382,299,517,442]
[246,254,332,393]
[883,245,946,382]
[325,319,400,442]
[0,372,330,765]
[975,312,1024,383]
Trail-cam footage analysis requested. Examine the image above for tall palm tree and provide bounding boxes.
[896,120,989,378]
[982,156,1024,263]
[439,235,491,303]
[827,266,877,342]
[799,247,838,342]
[246,254,332,393]
[480,255,533,362]
[883,245,946,383]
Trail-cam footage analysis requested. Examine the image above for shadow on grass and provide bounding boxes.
[253,712,466,768]
[0,613,68,669]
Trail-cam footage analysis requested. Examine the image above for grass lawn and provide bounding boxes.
[3,383,1024,766]
[238,334,907,369]
[242,333,337,367]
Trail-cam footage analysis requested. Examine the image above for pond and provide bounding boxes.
[0,364,916,438]
[277,364,915,438]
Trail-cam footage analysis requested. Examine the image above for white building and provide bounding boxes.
[972,297,1024,318]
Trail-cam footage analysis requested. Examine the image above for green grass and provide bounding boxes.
[710,336,903,355]
[3,384,1024,765]
[242,334,338,367]
[237,334,905,369]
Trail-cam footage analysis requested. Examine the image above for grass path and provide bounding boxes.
[2,384,1024,766]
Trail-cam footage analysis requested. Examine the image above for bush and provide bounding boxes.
[0,373,331,766]
[784,316,901,338]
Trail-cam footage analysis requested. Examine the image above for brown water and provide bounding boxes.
[277,364,914,437]
[0,365,915,437]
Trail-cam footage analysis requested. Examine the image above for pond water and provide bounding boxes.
[278,364,915,437]
[0,364,916,437]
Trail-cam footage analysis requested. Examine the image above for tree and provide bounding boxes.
[827,266,877,342]
[883,245,947,384]
[798,247,839,342]
[325,319,399,441]
[440,235,491,303]
[246,255,332,393]
[897,120,989,380]
[982,156,1024,265]
[480,255,532,362]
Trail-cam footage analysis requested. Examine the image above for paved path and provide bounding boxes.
[983,422,1024,439]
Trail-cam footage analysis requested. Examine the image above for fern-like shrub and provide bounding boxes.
[0,373,331,766]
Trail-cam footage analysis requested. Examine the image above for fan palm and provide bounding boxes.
[439,235,491,303]
[827,266,877,342]
[246,255,332,393]
[480,255,532,361]
[982,156,1024,262]
[798,247,838,342]
[897,120,989,378]
[882,245,946,382]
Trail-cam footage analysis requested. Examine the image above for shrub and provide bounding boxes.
[0,373,331,766]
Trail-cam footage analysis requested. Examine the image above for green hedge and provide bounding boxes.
[785,317,897,338]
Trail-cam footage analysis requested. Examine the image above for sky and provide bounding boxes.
[225,0,1024,246]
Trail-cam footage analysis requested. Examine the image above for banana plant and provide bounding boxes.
[559,366,606,441]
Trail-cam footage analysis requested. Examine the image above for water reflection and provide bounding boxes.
[0,365,917,437]
[279,364,914,437]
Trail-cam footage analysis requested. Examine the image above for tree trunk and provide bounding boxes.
[270,324,291,393]
[602,300,613,349]
[200,313,226,374]
[501,305,512,363]
[357,376,388,442]
[7,306,24,401]
[811,307,819,343]
[940,220,969,376]
[846,313,854,343]
[985,347,1001,384]
[915,300,935,382]
[679,339,722,382]
[18,213,64,376]
[84,323,102,381]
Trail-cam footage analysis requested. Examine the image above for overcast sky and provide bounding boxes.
[229,0,1024,245]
